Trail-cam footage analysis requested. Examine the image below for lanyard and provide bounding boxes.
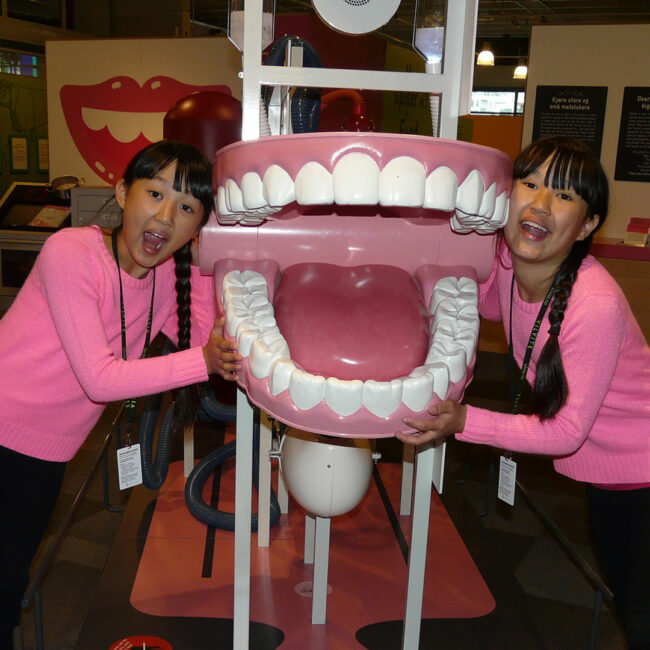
[508,275,555,414]
[111,229,156,445]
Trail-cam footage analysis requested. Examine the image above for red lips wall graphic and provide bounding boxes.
[60,76,229,185]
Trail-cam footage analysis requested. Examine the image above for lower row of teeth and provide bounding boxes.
[222,270,479,418]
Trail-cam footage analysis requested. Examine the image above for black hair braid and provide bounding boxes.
[530,239,589,419]
[170,241,199,435]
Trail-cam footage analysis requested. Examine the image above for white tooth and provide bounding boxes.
[241,172,266,210]
[269,358,296,396]
[457,170,485,217]
[263,164,295,207]
[240,214,265,226]
[223,270,244,286]
[222,285,249,305]
[251,302,275,321]
[379,156,425,207]
[429,339,466,383]
[237,326,261,357]
[332,153,379,205]
[325,377,363,416]
[260,328,289,357]
[430,277,460,314]
[245,293,270,309]
[217,186,233,217]
[425,362,450,399]
[289,369,325,410]
[493,193,509,228]
[449,213,473,233]
[242,271,268,295]
[249,337,287,379]
[295,162,334,205]
[459,277,479,297]
[432,319,477,364]
[362,379,403,418]
[225,304,250,337]
[479,182,497,219]
[226,179,245,213]
[255,314,277,330]
[424,166,458,211]
[81,108,166,144]
[402,371,434,412]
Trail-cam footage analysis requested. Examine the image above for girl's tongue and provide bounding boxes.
[142,231,166,253]
[521,221,549,241]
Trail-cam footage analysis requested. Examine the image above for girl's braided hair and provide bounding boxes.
[122,139,214,436]
[512,136,609,419]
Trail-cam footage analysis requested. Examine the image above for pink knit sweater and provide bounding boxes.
[0,226,216,462]
[458,247,650,484]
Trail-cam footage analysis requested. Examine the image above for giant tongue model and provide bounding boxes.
[201,132,512,436]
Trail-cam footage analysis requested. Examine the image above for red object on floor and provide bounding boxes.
[130,444,494,648]
[110,635,172,649]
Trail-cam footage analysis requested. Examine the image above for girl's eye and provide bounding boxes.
[557,191,573,201]
[180,203,193,213]
[522,180,536,189]
[149,190,162,199]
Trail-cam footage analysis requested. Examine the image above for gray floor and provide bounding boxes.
[14,353,628,650]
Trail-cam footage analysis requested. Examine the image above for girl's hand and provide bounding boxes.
[203,317,242,381]
[396,400,467,446]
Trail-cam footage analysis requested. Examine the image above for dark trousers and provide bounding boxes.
[0,445,66,649]
[586,484,650,650]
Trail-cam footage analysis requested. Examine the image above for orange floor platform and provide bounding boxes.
[76,436,558,649]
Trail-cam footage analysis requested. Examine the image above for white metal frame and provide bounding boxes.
[231,2,479,647]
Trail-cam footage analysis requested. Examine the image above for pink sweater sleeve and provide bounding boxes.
[459,292,623,456]
[38,233,209,403]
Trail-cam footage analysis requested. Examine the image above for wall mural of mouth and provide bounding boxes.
[201,133,513,437]
[60,76,230,185]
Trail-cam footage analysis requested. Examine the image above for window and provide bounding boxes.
[0,51,44,77]
[471,90,526,115]
[7,0,62,28]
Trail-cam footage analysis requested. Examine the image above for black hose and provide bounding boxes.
[138,391,172,489]
[262,35,322,133]
[184,412,281,531]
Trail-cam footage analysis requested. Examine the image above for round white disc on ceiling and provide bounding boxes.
[311,0,401,35]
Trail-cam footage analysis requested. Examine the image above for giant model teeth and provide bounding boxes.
[424,166,457,211]
[217,154,509,233]
[295,162,333,205]
[379,156,425,207]
[222,269,479,418]
[333,153,380,205]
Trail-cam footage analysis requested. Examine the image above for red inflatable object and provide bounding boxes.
[163,90,242,162]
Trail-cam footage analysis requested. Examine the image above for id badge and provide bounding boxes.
[498,455,517,506]
[117,443,143,490]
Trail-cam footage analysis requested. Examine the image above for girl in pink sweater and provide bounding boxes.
[0,140,241,647]
[399,137,649,649]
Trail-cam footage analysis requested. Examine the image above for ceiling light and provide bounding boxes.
[513,60,528,79]
[476,43,494,66]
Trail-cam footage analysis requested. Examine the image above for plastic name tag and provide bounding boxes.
[498,455,517,506]
[117,444,143,490]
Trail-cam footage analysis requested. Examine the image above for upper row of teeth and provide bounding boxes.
[216,153,509,235]
[222,269,479,419]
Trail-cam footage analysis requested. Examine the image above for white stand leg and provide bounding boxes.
[278,466,289,514]
[402,443,434,650]
[258,411,272,547]
[183,423,194,478]
[304,513,315,564]
[400,442,415,515]
[233,388,253,650]
[311,516,331,625]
